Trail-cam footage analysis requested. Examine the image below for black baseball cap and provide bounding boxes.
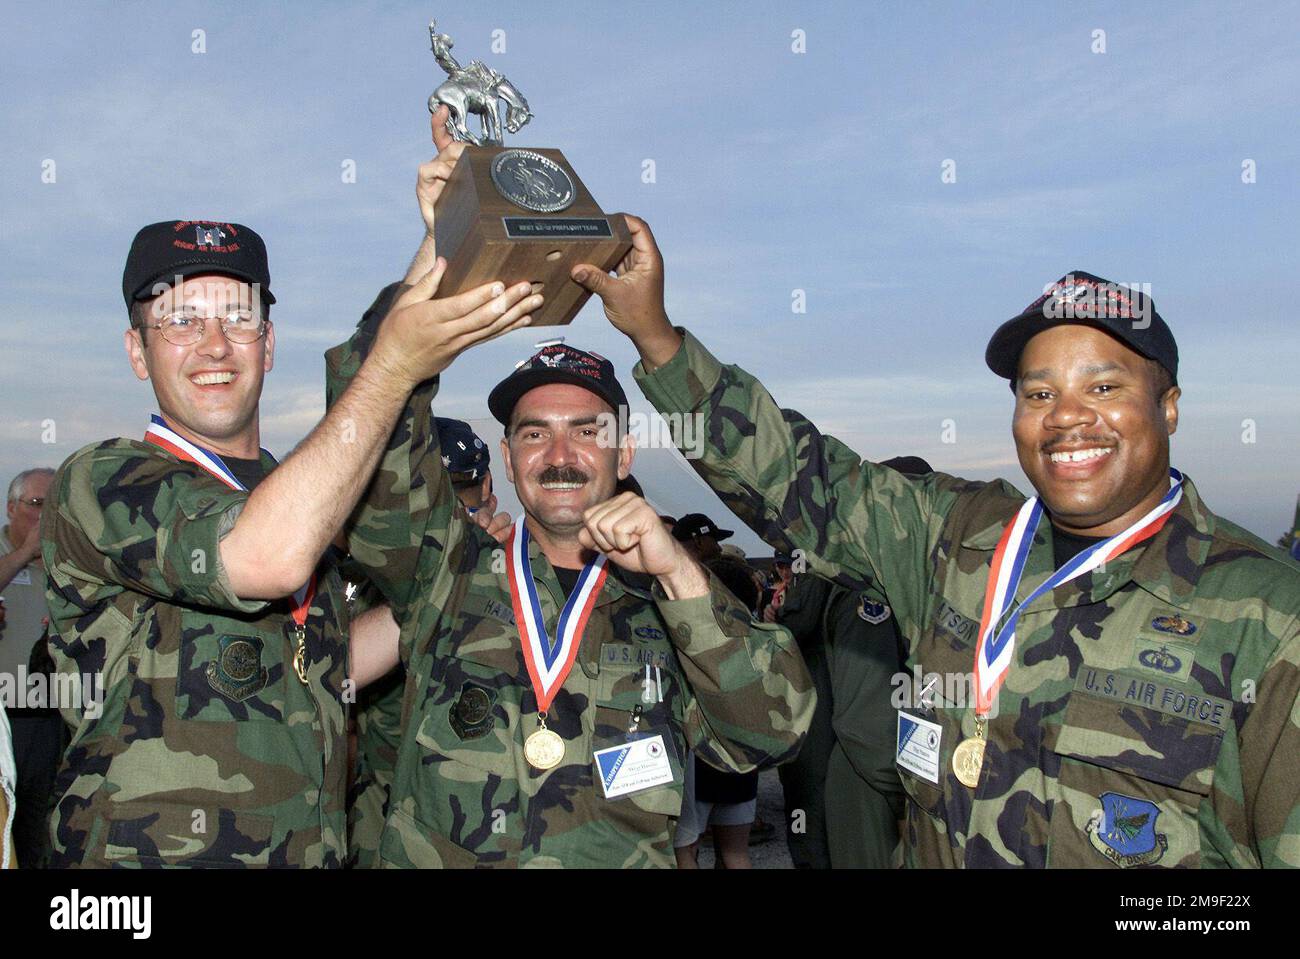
[122,220,275,308]
[985,270,1176,385]
[435,417,490,483]
[671,513,734,543]
[489,342,628,426]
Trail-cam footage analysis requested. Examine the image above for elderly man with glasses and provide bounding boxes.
[1,467,59,867]
[1,468,53,627]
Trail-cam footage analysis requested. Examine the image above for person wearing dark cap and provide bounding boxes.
[581,225,1300,869]
[671,512,734,564]
[324,285,814,864]
[39,218,537,867]
[436,416,494,510]
[762,548,796,623]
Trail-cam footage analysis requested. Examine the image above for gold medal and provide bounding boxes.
[292,625,309,685]
[952,714,987,788]
[952,736,986,788]
[523,726,565,770]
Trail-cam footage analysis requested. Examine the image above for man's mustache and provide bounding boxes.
[1041,434,1115,454]
[538,466,589,485]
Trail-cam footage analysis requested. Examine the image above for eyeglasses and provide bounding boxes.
[13,497,44,508]
[141,310,267,346]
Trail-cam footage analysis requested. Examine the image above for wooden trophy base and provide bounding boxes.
[431,146,632,327]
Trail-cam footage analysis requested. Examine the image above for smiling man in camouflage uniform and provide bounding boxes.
[330,327,813,867]
[327,132,812,868]
[568,220,1300,869]
[40,220,535,867]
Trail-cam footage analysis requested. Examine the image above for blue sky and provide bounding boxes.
[2,1,1297,551]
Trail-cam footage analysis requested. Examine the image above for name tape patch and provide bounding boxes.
[1075,668,1231,730]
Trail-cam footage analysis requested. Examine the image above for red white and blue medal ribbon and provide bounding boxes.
[143,414,316,673]
[505,516,608,713]
[145,413,250,490]
[972,468,1184,716]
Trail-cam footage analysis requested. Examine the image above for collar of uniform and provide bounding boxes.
[138,433,279,478]
[962,514,1024,551]
[959,489,1027,550]
[523,533,649,607]
[1123,473,1213,610]
[1012,474,1212,614]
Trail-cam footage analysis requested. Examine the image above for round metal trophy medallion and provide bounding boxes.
[490,149,575,213]
[952,736,986,789]
[523,727,566,770]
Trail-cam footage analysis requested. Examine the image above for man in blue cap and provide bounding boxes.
[436,416,494,513]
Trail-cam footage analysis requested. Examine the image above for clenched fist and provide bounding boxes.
[577,493,708,600]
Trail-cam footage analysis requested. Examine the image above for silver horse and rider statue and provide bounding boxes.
[427,20,533,146]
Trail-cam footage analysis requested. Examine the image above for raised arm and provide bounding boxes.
[327,127,541,620]
[325,272,539,622]
[571,215,966,633]
[223,260,536,600]
[400,109,460,287]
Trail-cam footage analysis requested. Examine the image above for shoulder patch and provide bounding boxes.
[1086,792,1167,867]
[206,635,269,702]
[449,681,497,740]
[858,596,891,624]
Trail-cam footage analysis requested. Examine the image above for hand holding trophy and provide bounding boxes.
[424,19,632,327]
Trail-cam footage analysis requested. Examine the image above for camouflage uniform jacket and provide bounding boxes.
[324,306,814,869]
[348,668,402,868]
[340,285,410,869]
[634,329,1300,869]
[41,440,351,867]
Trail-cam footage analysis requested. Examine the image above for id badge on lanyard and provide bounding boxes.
[593,704,683,800]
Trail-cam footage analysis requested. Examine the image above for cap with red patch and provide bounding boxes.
[488,342,628,425]
[985,270,1176,385]
[122,220,275,309]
